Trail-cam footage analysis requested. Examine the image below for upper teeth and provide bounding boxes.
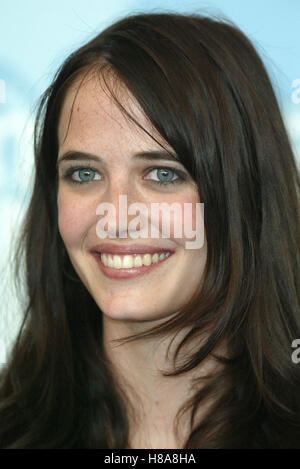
[100,252,171,269]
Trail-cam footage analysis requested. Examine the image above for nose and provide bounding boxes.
[96,175,146,240]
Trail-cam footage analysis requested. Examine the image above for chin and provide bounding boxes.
[101,309,161,323]
[99,301,171,323]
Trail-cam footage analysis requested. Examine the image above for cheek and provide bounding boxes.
[155,192,201,244]
[57,189,92,247]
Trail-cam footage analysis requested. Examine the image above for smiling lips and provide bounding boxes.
[90,243,174,279]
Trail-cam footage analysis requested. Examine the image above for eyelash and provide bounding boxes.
[61,165,186,186]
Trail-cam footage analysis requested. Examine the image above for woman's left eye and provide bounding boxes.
[144,167,183,185]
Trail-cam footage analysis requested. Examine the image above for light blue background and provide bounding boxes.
[0,0,300,361]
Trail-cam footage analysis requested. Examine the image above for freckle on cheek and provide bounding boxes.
[58,201,81,243]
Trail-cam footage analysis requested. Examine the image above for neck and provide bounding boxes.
[102,315,218,448]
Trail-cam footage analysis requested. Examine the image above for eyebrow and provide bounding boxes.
[56,150,180,168]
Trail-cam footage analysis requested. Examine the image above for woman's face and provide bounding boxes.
[57,72,207,322]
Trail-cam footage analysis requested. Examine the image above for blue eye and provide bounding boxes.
[63,167,101,184]
[75,168,99,182]
[145,167,182,185]
[156,168,176,183]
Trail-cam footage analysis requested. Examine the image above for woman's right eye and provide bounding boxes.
[63,167,102,184]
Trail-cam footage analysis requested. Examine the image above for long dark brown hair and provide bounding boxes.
[0,12,300,448]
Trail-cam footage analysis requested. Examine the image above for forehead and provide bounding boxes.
[57,70,166,156]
